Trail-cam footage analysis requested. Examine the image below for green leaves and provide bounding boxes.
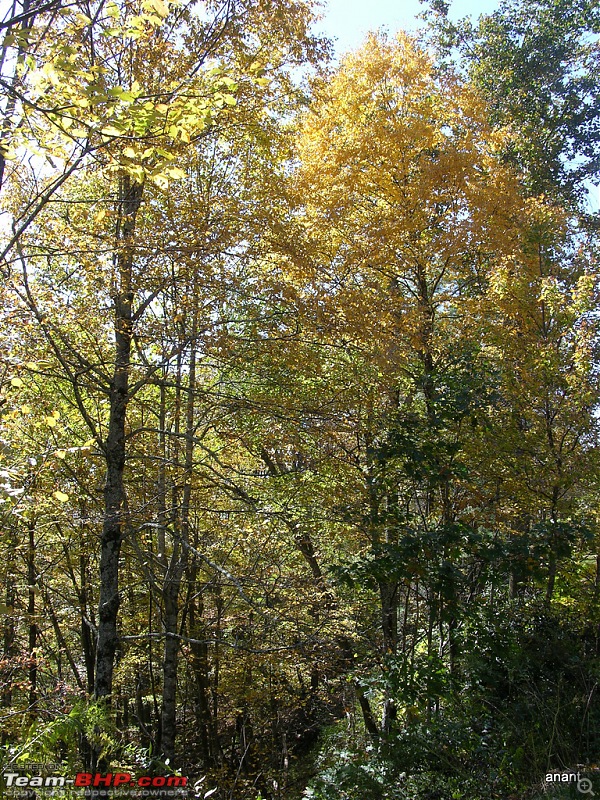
[2,3,599,797]
[437,0,600,205]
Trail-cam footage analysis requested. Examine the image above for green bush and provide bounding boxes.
[303,602,600,800]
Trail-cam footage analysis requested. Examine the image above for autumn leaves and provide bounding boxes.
[0,3,599,796]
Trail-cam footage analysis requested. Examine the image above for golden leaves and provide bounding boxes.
[293,33,528,357]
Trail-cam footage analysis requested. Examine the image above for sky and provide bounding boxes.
[315,0,600,213]
[316,0,501,55]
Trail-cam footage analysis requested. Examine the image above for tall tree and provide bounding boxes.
[424,0,600,208]
[287,30,531,730]
[2,0,327,769]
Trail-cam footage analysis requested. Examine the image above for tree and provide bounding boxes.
[2,0,327,773]
[477,200,599,601]
[2,7,600,799]
[288,30,528,718]
[285,32,600,795]
[424,0,600,209]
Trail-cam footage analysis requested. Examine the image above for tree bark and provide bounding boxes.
[27,520,37,713]
[160,303,197,763]
[94,175,143,701]
[2,527,17,712]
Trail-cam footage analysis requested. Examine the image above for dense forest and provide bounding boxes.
[1,0,600,797]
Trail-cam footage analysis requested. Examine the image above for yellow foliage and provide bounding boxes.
[292,32,527,370]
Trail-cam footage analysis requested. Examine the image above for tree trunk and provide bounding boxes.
[94,175,143,701]
[80,551,96,694]
[161,583,182,762]
[160,303,197,763]
[355,681,379,742]
[27,520,37,714]
[2,527,17,712]
[189,595,216,767]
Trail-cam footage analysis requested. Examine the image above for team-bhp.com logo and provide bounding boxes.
[75,774,187,789]
[4,772,187,789]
